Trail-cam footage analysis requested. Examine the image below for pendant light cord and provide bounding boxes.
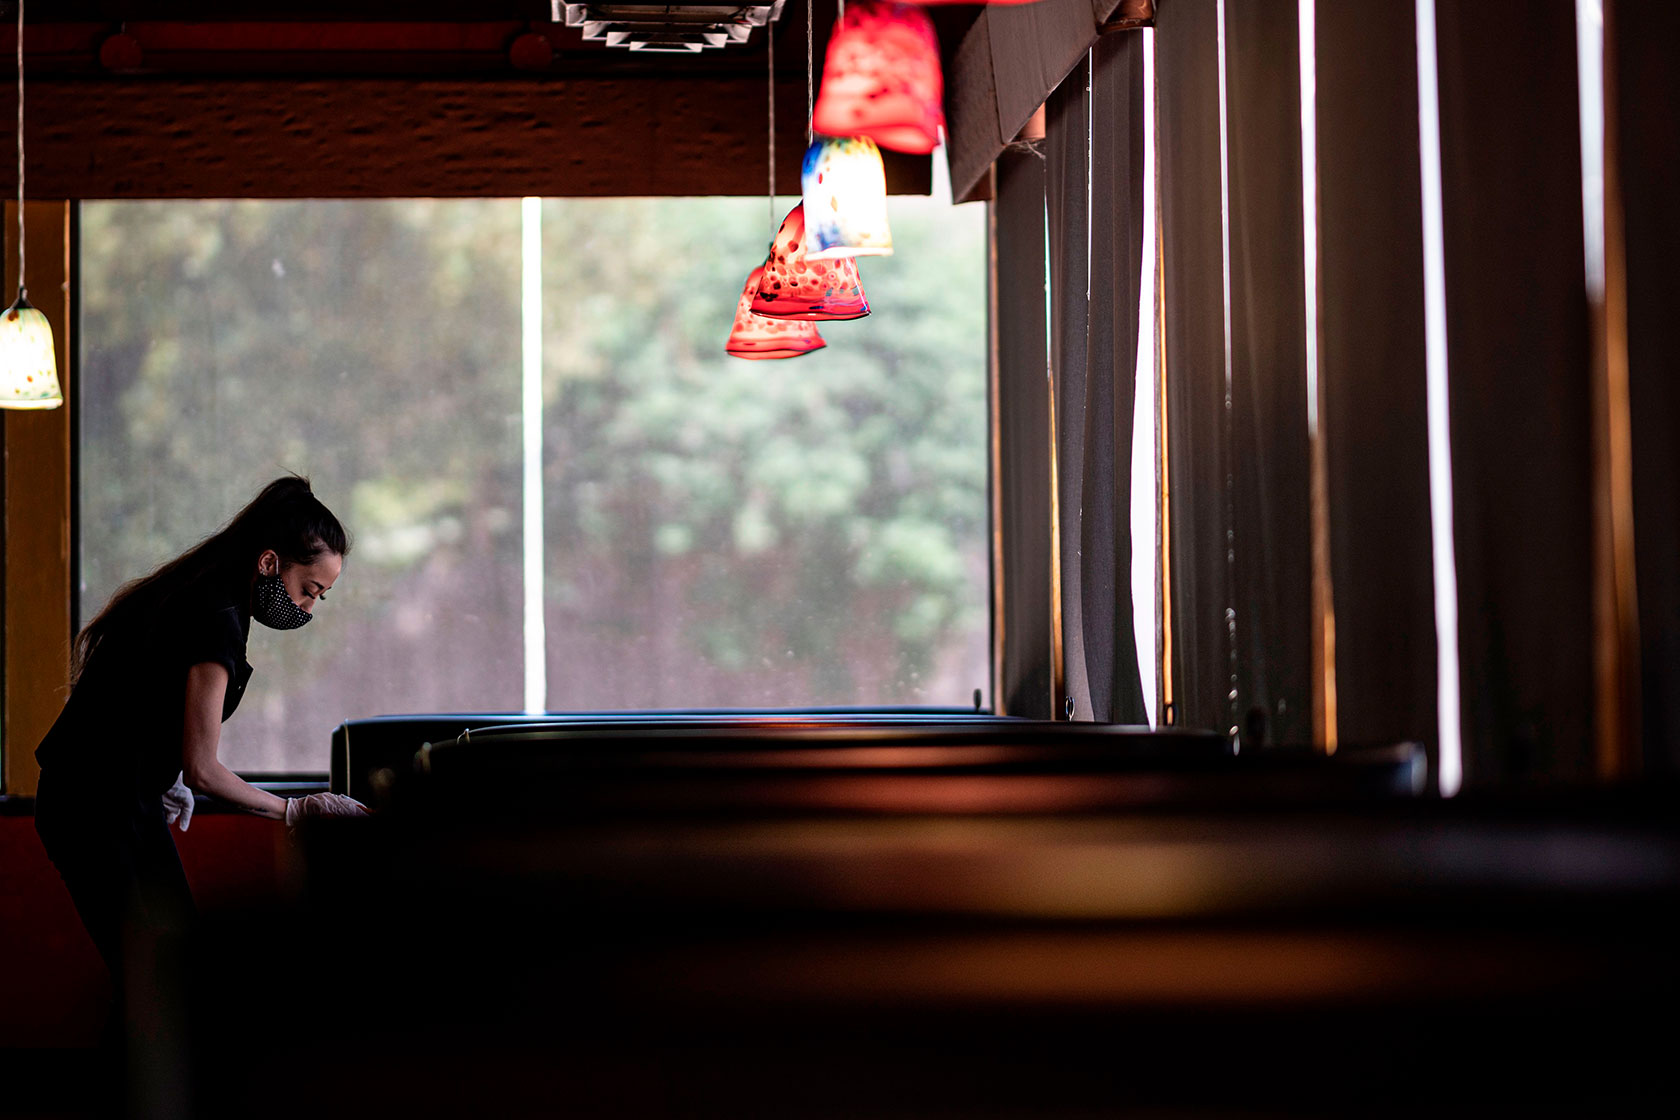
[15,0,25,294]
[767,20,776,241]
[806,0,814,143]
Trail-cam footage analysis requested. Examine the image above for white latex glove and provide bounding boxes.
[284,792,370,828]
[162,771,195,833]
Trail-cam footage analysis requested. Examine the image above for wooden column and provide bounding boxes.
[1613,0,1680,777]
[2,200,73,797]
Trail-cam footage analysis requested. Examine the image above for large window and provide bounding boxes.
[79,195,988,772]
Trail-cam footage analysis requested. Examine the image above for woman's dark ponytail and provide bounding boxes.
[72,475,350,683]
[236,475,351,570]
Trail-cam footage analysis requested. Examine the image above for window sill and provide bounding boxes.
[0,777,330,816]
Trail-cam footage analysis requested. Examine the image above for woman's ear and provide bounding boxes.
[256,549,281,577]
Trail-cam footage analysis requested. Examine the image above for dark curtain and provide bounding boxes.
[1046,57,1092,719]
[1157,0,1233,736]
[1315,0,1439,755]
[1045,40,1150,727]
[945,0,1125,201]
[991,0,1112,144]
[1223,0,1313,747]
[1084,32,1149,725]
[994,149,1055,719]
[1436,0,1595,784]
[1616,1,1680,777]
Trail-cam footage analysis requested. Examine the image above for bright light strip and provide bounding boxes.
[1132,28,1160,728]
[1575,0,1605,299]
[1298,0,1321,438]
[1298,0,1340,754]
[521,196,548,716]
[1415,0,1464,795]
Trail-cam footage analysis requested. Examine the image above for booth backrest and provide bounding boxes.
[331,708,997,803]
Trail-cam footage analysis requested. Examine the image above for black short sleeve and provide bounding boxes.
[38,595,253,788]
[179,603,254,721]
[179,604,247,680]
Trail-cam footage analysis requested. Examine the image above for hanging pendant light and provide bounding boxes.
[2,0,62,411]
[802,135,893,261]
[751,204,870,321]
[811,0,944,155]
[723,11,828,360]
[727,266,828,360]
[1,293,59,408]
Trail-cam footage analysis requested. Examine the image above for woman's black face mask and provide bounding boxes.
[253,571,312,631]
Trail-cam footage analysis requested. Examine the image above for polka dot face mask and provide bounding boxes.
[253,572,313,631]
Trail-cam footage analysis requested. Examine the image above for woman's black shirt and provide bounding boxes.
[36,589,254,797]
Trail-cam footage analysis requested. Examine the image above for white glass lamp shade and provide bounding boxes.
[0,291,63,410]
[802,136,894,261]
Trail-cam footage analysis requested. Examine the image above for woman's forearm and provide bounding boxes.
[180,661,288,820]
[185,758,289,819]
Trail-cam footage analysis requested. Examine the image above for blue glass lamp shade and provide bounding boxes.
[802,136,894,261]
[0,289,63,410]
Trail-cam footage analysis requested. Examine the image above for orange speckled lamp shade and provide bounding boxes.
[810,1,944,156]
[750,205,871,321]
[726,266,828,359]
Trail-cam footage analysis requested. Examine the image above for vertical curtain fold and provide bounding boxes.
[1046,39,1151,727]
[1085,32,1149,725]
[1314,0,1439,754]
[1047,57,1093,719]
[994,149,1056,719]
[1435,0,1595,784]
[1222,0,1313,747]
[1156,0,1232,735]
[1615,1,1680,777]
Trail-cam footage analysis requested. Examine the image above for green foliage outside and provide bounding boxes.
[79,194,987,771]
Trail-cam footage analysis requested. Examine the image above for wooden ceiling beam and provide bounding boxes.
[8,20,773,77]
[4,9,973,199]
[9,77,932,199]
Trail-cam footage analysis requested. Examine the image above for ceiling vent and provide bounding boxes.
[555,3,786,53]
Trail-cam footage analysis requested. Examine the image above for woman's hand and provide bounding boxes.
[180,663,372,825]
[161,771,195,832]
[283,792,370,828]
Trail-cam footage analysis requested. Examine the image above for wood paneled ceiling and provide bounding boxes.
[7,3,983,198]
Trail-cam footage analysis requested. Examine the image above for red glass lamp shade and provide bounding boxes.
[810,1,944,156]
[727,267,828,359]
[750,205,871,322]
